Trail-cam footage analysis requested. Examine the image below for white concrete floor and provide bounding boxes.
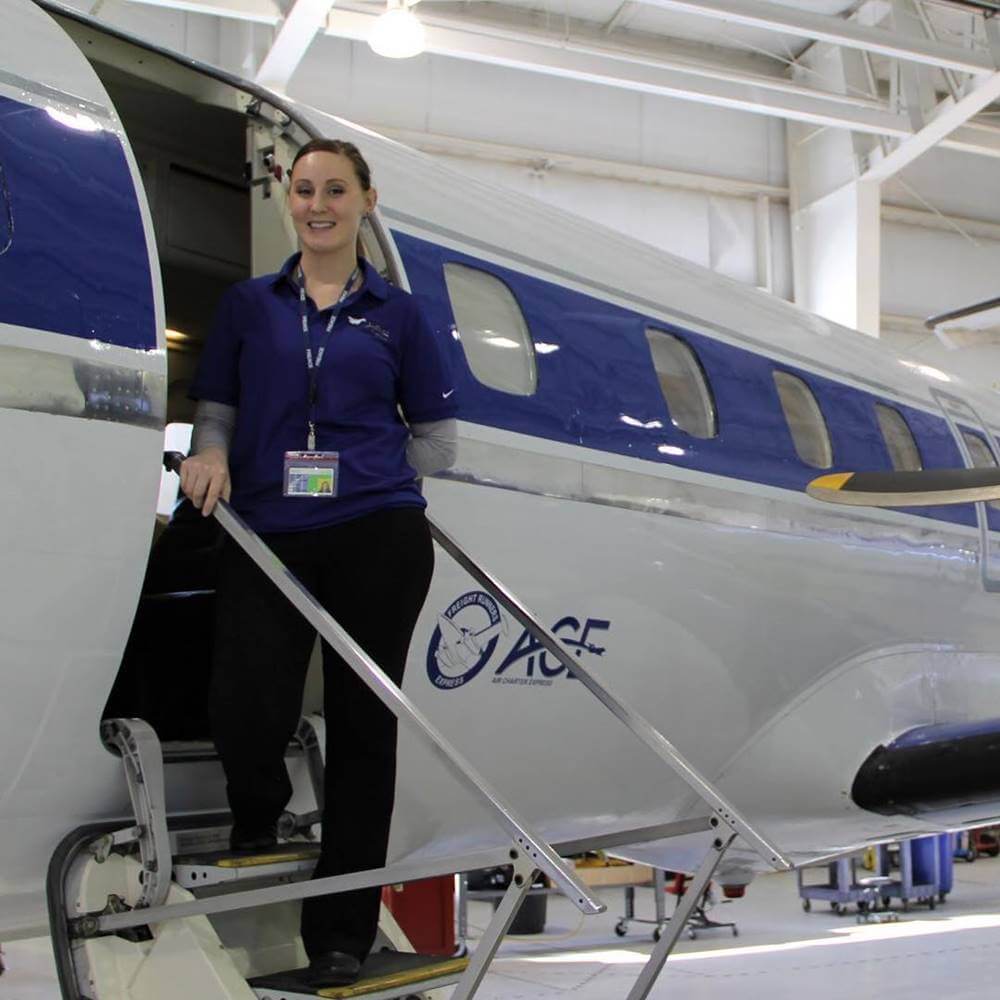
[470,858,1000,999]
[5,859,1000,998]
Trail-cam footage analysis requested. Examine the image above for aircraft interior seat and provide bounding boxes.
[103,498,224,743]
[104,492,326,746]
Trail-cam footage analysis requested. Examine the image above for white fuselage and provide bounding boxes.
[3,0,1000,942]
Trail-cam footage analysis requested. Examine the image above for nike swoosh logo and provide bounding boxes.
[347,316,365,326]
[442,389,455,399]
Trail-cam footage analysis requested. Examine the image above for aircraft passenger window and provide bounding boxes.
[875,404,922,471]
[644,329,717,439]
[443,263,537,396]
[960,430,1000,511]
[961,430,997,469]
[773,371,832,469]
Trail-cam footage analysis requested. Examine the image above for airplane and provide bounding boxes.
[4,0,1000,997]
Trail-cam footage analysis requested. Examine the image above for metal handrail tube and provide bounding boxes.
[429,518,792,871]
[82,845,529,936]
[189,485,602,916]
[925,293,1000,329]
[81,819,707,936]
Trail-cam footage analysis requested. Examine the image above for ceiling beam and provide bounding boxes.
[122,0,280,23]
[411,0,791,79]
[255,0,336,91]
[325,8,911,136]
[374,124,790,199]
[324,7,1000,158]
[638,0,996,74]
[864,69,1000,178]
[115,0,1000,159]
[604,1,639,35]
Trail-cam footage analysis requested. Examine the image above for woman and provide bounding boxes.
[181,138,458,988]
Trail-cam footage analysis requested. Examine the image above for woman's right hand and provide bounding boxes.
[180,447,231,517]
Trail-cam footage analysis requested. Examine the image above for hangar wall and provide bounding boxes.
[64,1,999,378]
[289,34,793,298]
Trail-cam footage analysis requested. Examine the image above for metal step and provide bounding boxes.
[174,843,321,889]
[249,951,469,999]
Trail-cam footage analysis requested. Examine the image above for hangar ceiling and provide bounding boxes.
[106,0,1000,166]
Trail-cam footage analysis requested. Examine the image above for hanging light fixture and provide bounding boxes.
[369,0,426,59]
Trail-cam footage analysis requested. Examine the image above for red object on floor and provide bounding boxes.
[666,872,743,898]
[972,828,1000,857]
[381,877,455,955]
[665,872,688,896]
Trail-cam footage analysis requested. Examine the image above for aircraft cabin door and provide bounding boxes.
[931,387,1000,592]
[0,0,166,926]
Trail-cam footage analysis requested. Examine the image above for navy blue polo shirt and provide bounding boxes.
[190,254,458,533]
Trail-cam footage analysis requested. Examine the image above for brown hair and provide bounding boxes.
[291,138,372,191]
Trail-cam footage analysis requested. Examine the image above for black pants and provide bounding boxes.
[209,506,434,961]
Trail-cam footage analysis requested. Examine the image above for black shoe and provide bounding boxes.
[229,824,278,854]
[304,951,362,988]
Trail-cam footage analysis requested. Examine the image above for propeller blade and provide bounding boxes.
[807,468,1000,507]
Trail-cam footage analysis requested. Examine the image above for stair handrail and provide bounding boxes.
[163,454,603,915]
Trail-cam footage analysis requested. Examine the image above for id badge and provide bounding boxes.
[283,451,339,498]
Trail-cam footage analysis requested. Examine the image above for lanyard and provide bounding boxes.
[298,264,360,449]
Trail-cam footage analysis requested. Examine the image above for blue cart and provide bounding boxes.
[799,835,954,916]
[877,835,952,910]
[797,854,883,915]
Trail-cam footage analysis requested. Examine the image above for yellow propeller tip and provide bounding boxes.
[808,472,854,492]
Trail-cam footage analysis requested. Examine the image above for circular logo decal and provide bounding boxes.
[426,591,503,691]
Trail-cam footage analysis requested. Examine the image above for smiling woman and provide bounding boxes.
[177,137,459,990]
[287,139,378,294]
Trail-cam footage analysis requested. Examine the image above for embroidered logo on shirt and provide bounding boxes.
[442,389,454,399]
[347,315,391,341]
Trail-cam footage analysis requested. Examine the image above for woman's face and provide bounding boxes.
[288,151,377,258]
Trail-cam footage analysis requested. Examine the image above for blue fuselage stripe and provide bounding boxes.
[394,230,988,532]
[0,95,156,351]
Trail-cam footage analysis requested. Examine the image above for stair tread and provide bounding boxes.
[249,951,469,998]
[174,843,322,868]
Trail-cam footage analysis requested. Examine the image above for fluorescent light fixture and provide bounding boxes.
[369,0,426,59]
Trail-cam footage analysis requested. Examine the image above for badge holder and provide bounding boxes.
[283,451,339,497]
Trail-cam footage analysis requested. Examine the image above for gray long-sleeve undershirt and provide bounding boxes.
[404,416,459,476]
[191,399,458,477]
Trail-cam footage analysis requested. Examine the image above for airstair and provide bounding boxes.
[249,952,471,999]
[49,452,794,1000]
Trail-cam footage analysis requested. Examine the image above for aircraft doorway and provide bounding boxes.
[87,61,253,745]
[73,37,407,751]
